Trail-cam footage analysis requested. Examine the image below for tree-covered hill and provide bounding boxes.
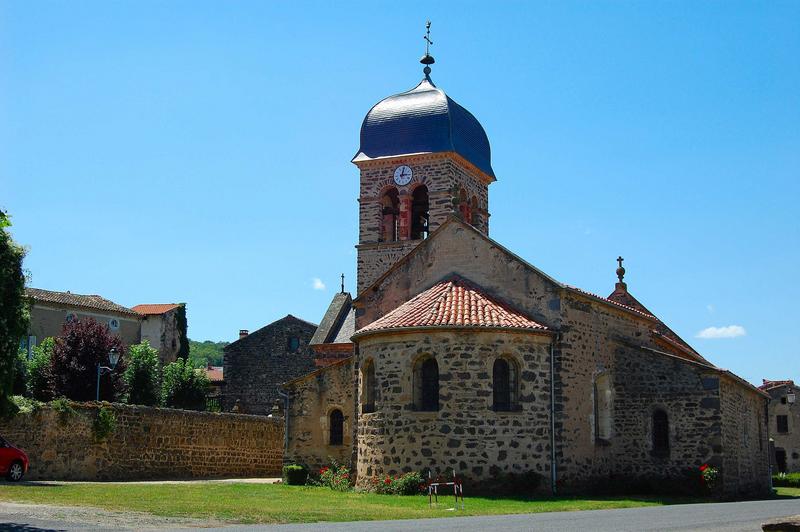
[188,339,229,368]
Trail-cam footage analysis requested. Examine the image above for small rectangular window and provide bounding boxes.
[777,415,789,434]
[781,397,787,404]
[287,337,300,352]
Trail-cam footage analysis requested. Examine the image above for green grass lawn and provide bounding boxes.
[0,482,795,524]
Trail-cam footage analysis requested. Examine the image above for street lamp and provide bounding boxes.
[96,348,120,402]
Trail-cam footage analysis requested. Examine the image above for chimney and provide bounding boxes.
[239,329,249,340]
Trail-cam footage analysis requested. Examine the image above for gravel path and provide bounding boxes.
[0,501,229,531]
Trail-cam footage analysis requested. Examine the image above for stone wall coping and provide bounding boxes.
[39,400,282,424]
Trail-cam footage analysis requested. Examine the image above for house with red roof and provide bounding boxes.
[23,288,186,366]
[278,55,770,498]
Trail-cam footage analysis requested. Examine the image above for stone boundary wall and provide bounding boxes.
[0,402,283,481]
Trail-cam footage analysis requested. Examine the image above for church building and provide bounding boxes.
[281,46,770,497]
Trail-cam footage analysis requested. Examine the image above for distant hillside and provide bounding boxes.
[188,339,229,368]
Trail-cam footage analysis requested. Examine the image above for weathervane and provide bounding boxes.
[421,20,435,77]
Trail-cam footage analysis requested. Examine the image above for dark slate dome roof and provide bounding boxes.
[352,77,495,179]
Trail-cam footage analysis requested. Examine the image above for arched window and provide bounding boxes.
[329,409,344,446]
[414,356,439,411]
[594,373,613,441]
[410,185,429,240]
[493,357,518,411]
[458,188,470,221]
[380,188,400,242]
[361,359,376,414]
[652,409,669,454]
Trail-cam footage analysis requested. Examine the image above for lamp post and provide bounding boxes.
[96,348,120,402]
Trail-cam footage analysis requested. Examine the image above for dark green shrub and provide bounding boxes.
[283,464,308,485]
[26,338,55,401]
[774,473,800,488]
[161,358,209,411]
[93,406,117,441]
[124,341,160,406]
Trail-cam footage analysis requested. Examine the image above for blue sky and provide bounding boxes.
[2,1,798,386]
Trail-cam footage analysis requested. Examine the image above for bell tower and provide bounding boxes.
[352,26,496,294]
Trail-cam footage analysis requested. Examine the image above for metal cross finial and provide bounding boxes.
[341,273,345,294]
[424,20,433,56]
[617,256,624,269]
[616,256,626,284]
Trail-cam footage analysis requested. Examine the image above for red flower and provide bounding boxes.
[700,464,708,472]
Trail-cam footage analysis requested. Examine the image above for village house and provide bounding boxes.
[278,52,771,498]
[23,287,186,364]
[760,380,799,473]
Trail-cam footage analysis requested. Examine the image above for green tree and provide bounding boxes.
[161,358,209,411]
[0,210,29,415]
[124,341,160,406]
[26,337,55,401]
[188,339,228,368]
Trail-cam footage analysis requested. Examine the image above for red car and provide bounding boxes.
[0,435,28,481]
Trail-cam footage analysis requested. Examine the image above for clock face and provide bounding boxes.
[393,165,413,186]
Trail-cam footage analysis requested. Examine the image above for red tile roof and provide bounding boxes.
[132,304,180,315]
[205,365,224,383]
[26,287,139,317]
[565,285,657,319]
[356,276,548,336]
[759,379,795,391]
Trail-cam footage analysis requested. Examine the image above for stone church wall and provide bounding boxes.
[284,358,355,472]
[223,316,317,415]
[355,330,553,490]
[719,378,771,496]
[0,402,282,481]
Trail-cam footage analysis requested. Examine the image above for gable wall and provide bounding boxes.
[356,222,563,331]
[223,318,317,415]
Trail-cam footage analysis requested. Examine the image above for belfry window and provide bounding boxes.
[457,187,471,222]
[414,356,439,411]
[329,409,344,446]
[410,185,429,240]
[594,373,613,441]
[380,188,400,242]
[361,359,376,414]
[492,357,518,411]
[652,409,669,454]
[470,196,480,227]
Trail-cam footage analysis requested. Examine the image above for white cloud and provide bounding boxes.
[695,325,746,339]
[311,278,326,291]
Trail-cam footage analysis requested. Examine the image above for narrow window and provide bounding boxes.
[329,409,344,445]
[594,373,613,441]
[287,336,300,352]
[652,409,669,454]
[781,396,787,404]
[458,188,470,221]
[493,358,514,411]
[380,188,400,242]
[470,196,479,227]
[361,359,376,414]
[777,415,789,434]
[414,357,439,411]
[410,185,429,240]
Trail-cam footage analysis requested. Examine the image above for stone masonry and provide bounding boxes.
[223,315,317,415]
[0,402,283,480]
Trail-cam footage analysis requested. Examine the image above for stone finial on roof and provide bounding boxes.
[616,256,627,291]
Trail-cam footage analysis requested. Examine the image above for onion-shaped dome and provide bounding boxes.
[352,76,495,180]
